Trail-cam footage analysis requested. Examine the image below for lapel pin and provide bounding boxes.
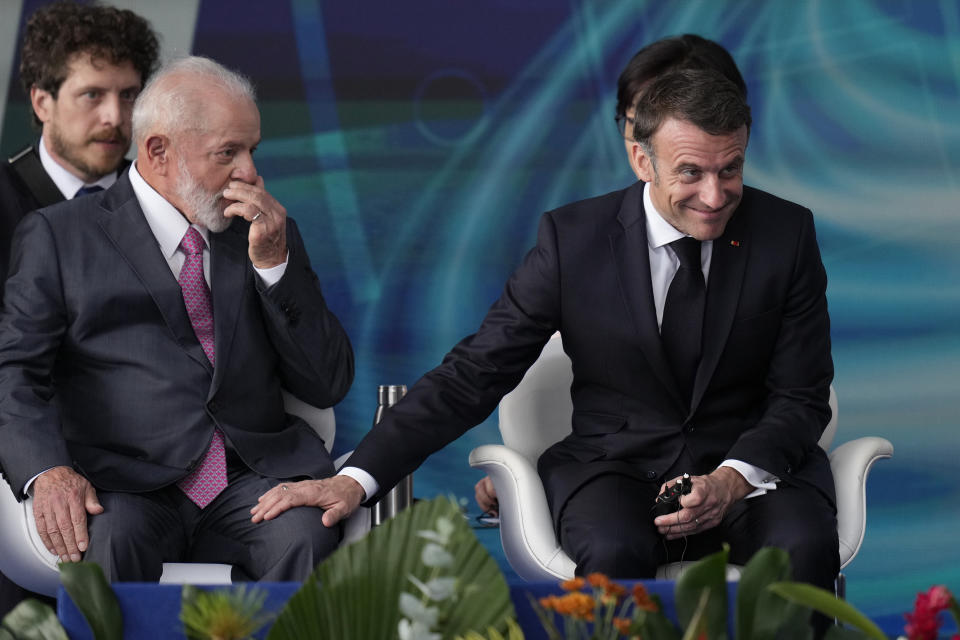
[730,240,741,247]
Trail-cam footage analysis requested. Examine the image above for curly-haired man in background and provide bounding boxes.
[0,1,159,616]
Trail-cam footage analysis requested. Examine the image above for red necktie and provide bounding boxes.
[176,227,227,508]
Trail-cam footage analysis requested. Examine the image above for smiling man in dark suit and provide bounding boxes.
[0,55,354,583]
[254,66,838,595]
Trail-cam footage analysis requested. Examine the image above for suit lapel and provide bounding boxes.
[97,175,213,375]
[208,224,250,395]
[690,206,751,412]
[609,183,685,408]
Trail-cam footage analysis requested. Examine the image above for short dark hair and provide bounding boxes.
[20,1,160,126]
[631,68,752,155]
[616,34,746,119]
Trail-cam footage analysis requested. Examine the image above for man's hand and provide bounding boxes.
[475,476,499,516]
[251,475,365,528]
[222,177,287,268]
[653,467,752,539]
[32,466,103,563]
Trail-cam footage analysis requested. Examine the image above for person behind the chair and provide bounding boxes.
[252,66,840,602]
[0,55,354,583]
[473,34,750,517]
[0,0,160,289]
[0,0,159,615]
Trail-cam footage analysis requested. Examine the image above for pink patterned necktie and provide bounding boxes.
[176,226,227,508]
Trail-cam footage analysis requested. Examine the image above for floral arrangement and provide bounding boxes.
[532,573,661,639]
[2,514,958,640]
[527,545,890,640]
[900,585,960,640]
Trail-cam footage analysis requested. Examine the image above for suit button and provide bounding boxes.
[645,470,657,480]
[785,465,793,474]
[685,423,695,434]
[208,401,220,413]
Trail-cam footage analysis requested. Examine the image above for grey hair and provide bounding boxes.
[132,55,255,146]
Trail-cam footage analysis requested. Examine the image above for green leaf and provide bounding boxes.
[630,610,682,640]
[267,496,515,640]
[674,547,729,640]
[750,588,812,640]
[769,582,886,640]
[1,599,68,640]
[680,589,710,640]
[59,562,122,640]
[735,547,791,639]
[0,627,14,640]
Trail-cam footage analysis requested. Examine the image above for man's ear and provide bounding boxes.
[633,143,656,183]
[142,135,170,175]
[30,86,54,125]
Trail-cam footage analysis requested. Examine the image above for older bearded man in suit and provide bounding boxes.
[0,56,354,583]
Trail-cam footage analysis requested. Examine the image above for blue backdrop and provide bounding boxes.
[2,0,958,626]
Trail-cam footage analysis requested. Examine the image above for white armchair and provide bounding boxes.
[469,334,893,595]
[0,390,370,596]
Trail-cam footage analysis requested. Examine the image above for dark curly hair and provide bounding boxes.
[20,1,160,127]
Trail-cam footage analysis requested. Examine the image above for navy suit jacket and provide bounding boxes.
[347,181,835,527]
[0,173,354,497]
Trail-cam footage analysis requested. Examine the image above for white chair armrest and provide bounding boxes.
[828,437,894,569]
[334,451,371,545]
[469,444,576,581]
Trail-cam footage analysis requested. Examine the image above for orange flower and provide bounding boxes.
[538,594,560,610]
[553,592,595,619]
[632,583,659,612]
[613,617,633,635]
[561,577,586,592]
[605,581,627,598]
[586,573,610,589]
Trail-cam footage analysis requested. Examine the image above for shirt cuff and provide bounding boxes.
[337,466,378,502]
[253,253,289,288]
[24,468,54,497]
[719,459,779,499]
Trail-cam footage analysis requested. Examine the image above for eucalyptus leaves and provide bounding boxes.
[397,514,458,640]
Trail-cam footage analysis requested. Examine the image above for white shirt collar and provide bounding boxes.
[128,162,209,259]
[38,136,118,199]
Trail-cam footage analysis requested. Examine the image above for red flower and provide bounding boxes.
[905,585,957,640]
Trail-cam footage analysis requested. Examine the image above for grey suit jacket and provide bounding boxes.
[0,173,354,498]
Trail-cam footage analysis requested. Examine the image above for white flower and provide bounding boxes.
[421,542,454,568]
[417,516,456,545]
[435,517,455,541]
[408,574,457,601]
[417,530,446,544]
[398,618,441,640]
[399,592,439,627]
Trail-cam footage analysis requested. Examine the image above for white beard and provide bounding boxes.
[174,156,232,233]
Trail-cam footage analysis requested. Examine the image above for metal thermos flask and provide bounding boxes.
[371,384,412,526]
